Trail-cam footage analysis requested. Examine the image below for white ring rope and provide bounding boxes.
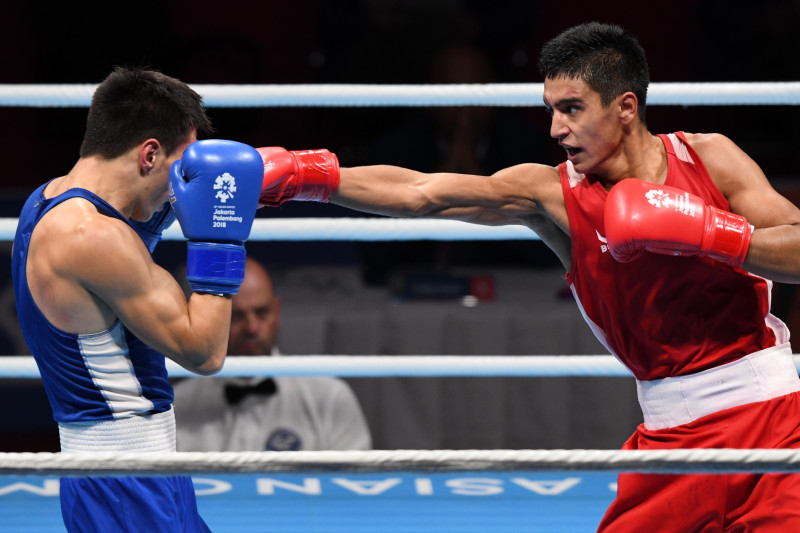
[2,82,800,107]
[165,218,539,241]
[1,217,536,241]
[4,355,800,378]
[0,355,629,378]
[3,448,800,475]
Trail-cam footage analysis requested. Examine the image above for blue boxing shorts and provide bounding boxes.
[60,475,211,533]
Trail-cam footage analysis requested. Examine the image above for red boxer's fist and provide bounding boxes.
[604,179,751,267]
[256,147,340,207]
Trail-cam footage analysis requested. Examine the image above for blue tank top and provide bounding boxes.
[12,182,173,424]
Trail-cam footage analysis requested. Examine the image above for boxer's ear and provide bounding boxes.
[618,92,638,125]
[139,139,161,175]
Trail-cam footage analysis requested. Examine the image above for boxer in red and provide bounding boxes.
[254,22,800,531]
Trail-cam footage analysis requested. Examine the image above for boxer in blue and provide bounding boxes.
[11,67,263,532]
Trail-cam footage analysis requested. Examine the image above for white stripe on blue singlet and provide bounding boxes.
[78,322,155,417]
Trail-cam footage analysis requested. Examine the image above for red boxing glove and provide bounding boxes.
[604,179,752,267]
[256,147,340,207]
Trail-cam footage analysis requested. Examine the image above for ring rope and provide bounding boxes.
[3,448,800,476]
[1,217,537,242]
[4,355,800,378]
[2,82,800,107]
[0,355,630,378]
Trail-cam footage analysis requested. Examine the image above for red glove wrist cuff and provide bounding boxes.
[290,149,341,203]
[703,208,752,267]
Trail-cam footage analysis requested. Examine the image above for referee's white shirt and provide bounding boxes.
[172,353,371,452]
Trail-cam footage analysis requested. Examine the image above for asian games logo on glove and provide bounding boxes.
[645,188,696,216]
[645,189,672,209]
[214,173,237,203]
[211,173,244,228]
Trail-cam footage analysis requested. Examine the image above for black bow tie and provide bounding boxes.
[224,379,277,405]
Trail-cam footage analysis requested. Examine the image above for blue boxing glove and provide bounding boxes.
[129,201,177,253]
[169,139,263,294]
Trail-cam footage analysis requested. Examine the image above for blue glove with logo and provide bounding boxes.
[169,139,263,294]
[130,201,177,253]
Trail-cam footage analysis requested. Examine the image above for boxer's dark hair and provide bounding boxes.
[538,22,649,122]
[80,67,214,159]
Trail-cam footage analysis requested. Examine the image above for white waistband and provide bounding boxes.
[59,408,176,453]
[636,343,800,430]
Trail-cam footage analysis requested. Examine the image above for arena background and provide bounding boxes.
[2,1,800,453]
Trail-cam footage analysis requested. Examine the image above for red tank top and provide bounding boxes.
[561,131,788,380]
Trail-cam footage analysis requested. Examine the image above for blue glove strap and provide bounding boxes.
[186,242,246,295]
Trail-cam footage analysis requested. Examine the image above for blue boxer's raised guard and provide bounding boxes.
[169,139,263,294]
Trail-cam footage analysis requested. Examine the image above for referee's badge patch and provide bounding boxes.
[266,429,302,451]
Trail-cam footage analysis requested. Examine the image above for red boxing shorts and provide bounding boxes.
[597,391,800,532]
